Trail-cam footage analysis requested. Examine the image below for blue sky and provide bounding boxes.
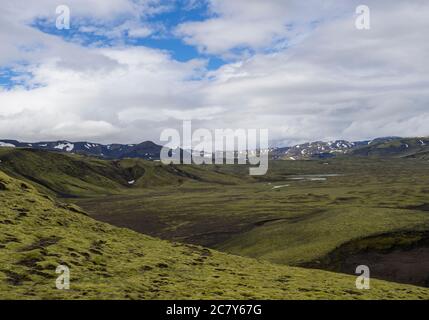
[27,0,226,72]
[0,1,229,92]
[0,68,17,89]
[0,67,38,90]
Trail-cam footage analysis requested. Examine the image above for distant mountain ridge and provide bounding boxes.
[271,140,367,160]
[1,136,428,161]
[271,136,429,160]
[0,139,162,160]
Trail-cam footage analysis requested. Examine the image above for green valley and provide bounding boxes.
[1,147,429,297]
[1,167,429,299]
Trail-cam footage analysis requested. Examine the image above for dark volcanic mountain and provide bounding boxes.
[0,139,163,160]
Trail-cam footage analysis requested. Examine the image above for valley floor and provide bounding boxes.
[1,169,428,299]
[1,148,429,299]
[72,159,429,288]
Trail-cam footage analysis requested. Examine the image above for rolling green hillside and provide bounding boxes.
[72,158,429,287]
[351,137,429,158]
[1,148,429,291]
[0,148,245,197]
[2,170,428,299]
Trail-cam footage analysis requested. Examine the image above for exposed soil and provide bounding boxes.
[305,231,429,287]
[88,205,327,248]
[405,203,429,212]
[87,208,267,247]
[19,236,61,252]
[335,247,429,287]
[90,211,170,239]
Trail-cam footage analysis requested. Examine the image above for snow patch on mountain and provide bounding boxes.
[0,142,16,148]
[54,143,74,152]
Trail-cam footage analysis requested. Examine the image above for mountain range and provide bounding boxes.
[1,138,429,299]
[270,136,429,160]
[0,139,162,160]
[1,136,428,161]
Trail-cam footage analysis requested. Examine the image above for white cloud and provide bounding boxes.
[0,44,207,142]
[0,0,429,146]
[190,0,429,144]
[175,0,350,56]
[127,26,153,38]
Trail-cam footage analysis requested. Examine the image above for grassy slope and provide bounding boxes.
[2,148,429,291]
[351,137,429,158]
[218,207,429,265]
[72,158,429,268]
[0,148,126,197]
[2,170,428,299]
[218,158,429,265]
[0,148,244,197]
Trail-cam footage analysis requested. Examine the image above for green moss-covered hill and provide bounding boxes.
[1,170,429,299]
[0,148,245,198]
[351,137,429,158]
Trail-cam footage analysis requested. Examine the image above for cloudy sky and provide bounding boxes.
[0,0,428,146]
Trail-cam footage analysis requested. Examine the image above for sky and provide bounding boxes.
[0,0,428,146]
